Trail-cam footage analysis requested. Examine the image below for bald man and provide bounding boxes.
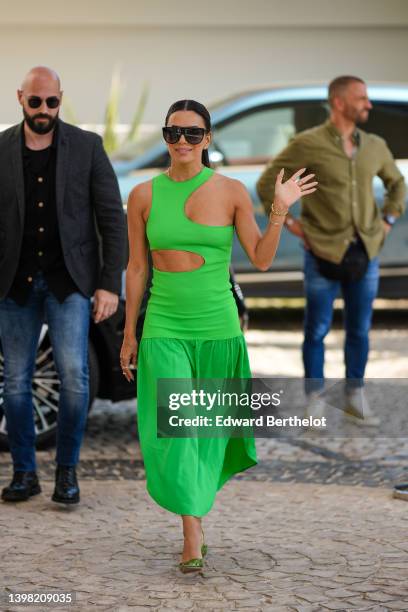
[0,67,126,504]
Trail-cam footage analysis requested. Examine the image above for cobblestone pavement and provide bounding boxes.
[1,481,408,611]
[1,326,408,611]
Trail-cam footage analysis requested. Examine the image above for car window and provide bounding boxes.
[365,103,408,159]
[212,102,329,165]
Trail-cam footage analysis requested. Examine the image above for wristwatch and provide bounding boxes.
[383,214,397,226]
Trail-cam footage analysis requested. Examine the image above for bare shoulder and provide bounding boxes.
[127,180,153,213]
[211,172,249,198]
[128,179,152,204]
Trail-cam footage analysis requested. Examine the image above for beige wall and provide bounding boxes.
[1,0,408,126]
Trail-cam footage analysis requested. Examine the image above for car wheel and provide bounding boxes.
[0,325,100,450]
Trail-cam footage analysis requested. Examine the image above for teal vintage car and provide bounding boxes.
[114,84,408,298]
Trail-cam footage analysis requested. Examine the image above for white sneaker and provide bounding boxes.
[304,392,326,430]
[344,388,380,426]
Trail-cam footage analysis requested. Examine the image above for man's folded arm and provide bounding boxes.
[378,140,407,217]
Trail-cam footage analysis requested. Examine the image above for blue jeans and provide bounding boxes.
[0,270,91,471]
[302,248,379,394]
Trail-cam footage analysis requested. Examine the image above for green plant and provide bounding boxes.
[62,68,149,156]
[126,81,149,145]
[103,68,121,155]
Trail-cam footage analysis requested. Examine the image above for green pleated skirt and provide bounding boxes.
[136,334,258,516]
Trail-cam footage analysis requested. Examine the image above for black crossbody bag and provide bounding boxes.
[314,236,369,282]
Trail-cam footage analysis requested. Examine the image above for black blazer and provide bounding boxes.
[0,119,126,300]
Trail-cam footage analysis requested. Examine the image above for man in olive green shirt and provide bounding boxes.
[257,75,406,424]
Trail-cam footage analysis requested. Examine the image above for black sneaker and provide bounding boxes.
[1,471,41,502]
[393,483,408,501]
[51,465,80,505]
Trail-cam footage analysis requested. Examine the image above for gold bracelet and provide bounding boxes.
[268,207,286,226]
[270,201,289,217]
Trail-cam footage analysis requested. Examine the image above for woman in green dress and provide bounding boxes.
[120,100,317,572]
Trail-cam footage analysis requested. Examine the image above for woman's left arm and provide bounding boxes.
[234,168,317,271]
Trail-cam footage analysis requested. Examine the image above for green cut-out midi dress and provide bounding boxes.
[136,166,258,516]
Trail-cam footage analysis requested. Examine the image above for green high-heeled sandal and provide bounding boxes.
[178,527,207,573]
[201,527,208,557]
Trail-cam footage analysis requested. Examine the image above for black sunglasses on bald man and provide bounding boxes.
[27,96,60,109]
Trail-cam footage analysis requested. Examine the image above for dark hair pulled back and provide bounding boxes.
[165,99,211,167]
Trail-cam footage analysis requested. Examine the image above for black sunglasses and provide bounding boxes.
[27,96,61,109]
[162,125,209,145]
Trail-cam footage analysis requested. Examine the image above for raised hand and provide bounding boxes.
[274,168,318,210]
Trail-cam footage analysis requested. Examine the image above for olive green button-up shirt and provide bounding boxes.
[256,120,406,263]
